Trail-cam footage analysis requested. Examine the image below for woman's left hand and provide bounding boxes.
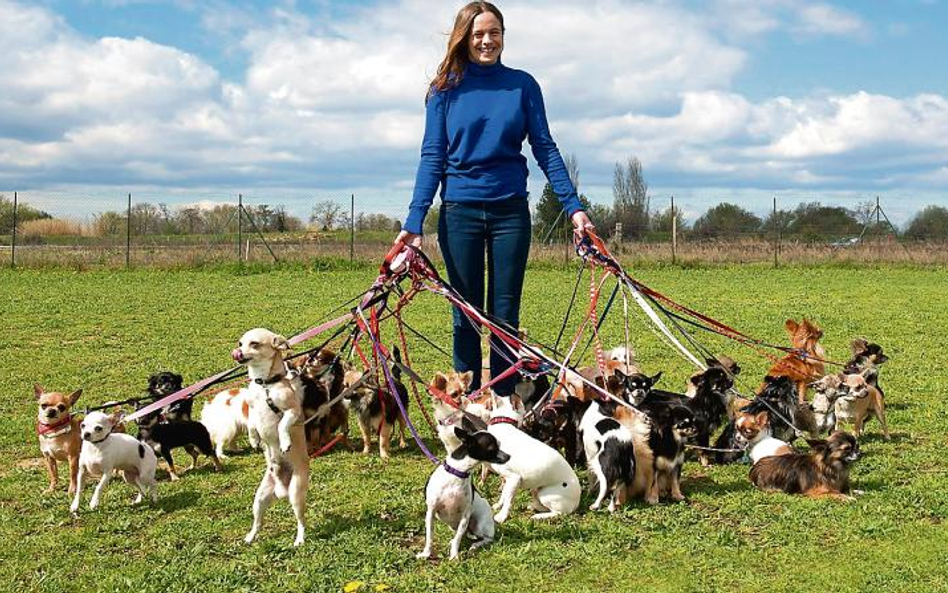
[571,211,596,240]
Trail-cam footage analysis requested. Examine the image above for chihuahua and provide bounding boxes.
[734,411,793,465]
[765,319,827,403]
[70,411,158,513]
[234,327,309,547]
[835,369,890,440]
[416,420,511,561]
[35,385,83,495]
[749,431,860,501]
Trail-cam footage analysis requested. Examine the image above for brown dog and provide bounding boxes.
[35,385,83,495]
[291,349,350,453]
[749,431,860,501]
[835,370,890,440]
[765,319,826,403]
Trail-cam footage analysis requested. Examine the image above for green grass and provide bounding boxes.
[1,263,947,593]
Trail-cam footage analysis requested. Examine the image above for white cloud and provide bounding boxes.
[0,0,945,218]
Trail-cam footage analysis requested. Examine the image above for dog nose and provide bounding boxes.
[232,348,244,362]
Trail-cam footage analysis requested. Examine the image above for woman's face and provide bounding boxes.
[468,11,503,66]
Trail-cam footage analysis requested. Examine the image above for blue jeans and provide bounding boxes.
[438,197,531,396]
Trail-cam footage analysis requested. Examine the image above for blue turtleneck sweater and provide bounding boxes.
[403,61,583,234]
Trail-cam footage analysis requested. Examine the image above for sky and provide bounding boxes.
[1,0,946,226]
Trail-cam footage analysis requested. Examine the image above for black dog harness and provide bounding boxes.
[254,373,289,415]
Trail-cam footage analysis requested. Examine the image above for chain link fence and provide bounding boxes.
[1,191,946,267]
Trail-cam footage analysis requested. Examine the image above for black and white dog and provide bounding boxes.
[134,402,222,480]
[417,421,511,561]
[148,371,190,422]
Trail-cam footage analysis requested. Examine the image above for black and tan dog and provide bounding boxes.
[291,349,350,453]
[147,371,189,422]
[343,349,409,458]
[750,431,860,501]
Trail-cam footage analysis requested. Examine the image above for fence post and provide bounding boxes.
[671,196,677,265]
[350,194,355,262]
[773,196,779,269]
[237,193,243,264]
[11,191,17,268]
[126,193,132,269]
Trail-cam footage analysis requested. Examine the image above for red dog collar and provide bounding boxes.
[488,416,519,427]
[37,415,73,438]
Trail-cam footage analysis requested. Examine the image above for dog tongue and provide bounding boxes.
[232,348,244,362]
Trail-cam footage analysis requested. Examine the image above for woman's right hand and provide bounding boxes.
[393,230,423,248]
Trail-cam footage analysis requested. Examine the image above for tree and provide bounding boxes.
[905,205,948,239]
[613,157,650,238]
[92,211,126,236]
[787,202,860,240]
[587,203,615,239]
[310,200,343,231]
[0,194,51,234]
[762,207,794,237]
[533,182,565,241]
[692,202,762,238]
[651,204,686,234]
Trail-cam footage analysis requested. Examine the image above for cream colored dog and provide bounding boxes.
[233,328,309,547]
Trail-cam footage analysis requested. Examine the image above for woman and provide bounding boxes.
[395,1,594,395]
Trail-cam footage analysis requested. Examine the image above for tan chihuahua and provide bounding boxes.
[35,384,83,495]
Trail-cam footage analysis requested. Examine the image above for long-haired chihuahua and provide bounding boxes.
[749,431,860,501]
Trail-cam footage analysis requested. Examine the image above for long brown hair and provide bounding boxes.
[428,1,505,101]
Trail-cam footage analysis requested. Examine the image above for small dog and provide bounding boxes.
[487,396,581,522]
[765,319,827,402]
[583,403,651,511]
[734,411,793,465]
[749,431,860,500]
[844,338,888,397]
[147,371,189,422]
[234,328,309,547]
[835,370,890,440]
[521,396,588,467]
[610,370,662,407]
[292,349,349,452]
[416,421,511,561]
[809,374,846,436]
[200,387,257,458]
[343,351,410,459]
[686,355,740,398]
[429,371,488,453]
[743,375,815,442]
[35,384,83,495]
[70,411,158,513]
[639,367,732,466]
[134,404,222,480]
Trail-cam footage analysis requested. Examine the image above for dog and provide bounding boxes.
[638,367,732,467]
[234,328,309,547]
[521,396,589,467]
[70,411,158,513]
[765,319,826,403]
[416,420,511,561]
[743,375,816,442]
[429,371,491,453]
[200,387,257,458]
[835,369,890,440]
[343,350,410,459]
[809,374,846,436]
[686,355,740,398]
[733,411,793,464]
[147,372,189,422]
[582,402,652,511]
[291,349,350,452]
[844,338,888,397]
[749,431,860,501]
[35,384,83,495]
[487,395,581,522]
[134,403,222,480]
[609,370,662,407]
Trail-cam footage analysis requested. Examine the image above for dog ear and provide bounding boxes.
[271,334,290,351]
[612,368,628,382]
[453,425,470,442]
[33,384,44,400]
[604,373,621,395]
[649,371,663,387]
[461,415,478,434]
[784,319,799,335]
[431,372,448,391]
[459,371,474,390]
[68,389,83,406]
[754,411,769,426]
[172,373,183,384]
[805,438,827,451]
[109,409,125,426]
[850,338,868,355]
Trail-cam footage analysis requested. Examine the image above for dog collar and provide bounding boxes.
[488,416,519,427]
[253,373,285,387]
[86,431,111,444]
[441,462,470,479]
[37,415,72,438]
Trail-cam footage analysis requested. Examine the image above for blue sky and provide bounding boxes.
[3,0,947,226]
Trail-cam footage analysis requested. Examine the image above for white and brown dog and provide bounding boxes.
[233,328,309,547]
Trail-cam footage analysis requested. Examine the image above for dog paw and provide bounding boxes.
[293,536,305,547]
[589,502,601,511]
[493,512,508,524]
[169,473,180,482]
[415,550,432,560]
[69,503,80,514]
[43,486,56,495]
[244,532,256,544]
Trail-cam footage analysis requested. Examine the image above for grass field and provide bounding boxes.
[1,261,947,593]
